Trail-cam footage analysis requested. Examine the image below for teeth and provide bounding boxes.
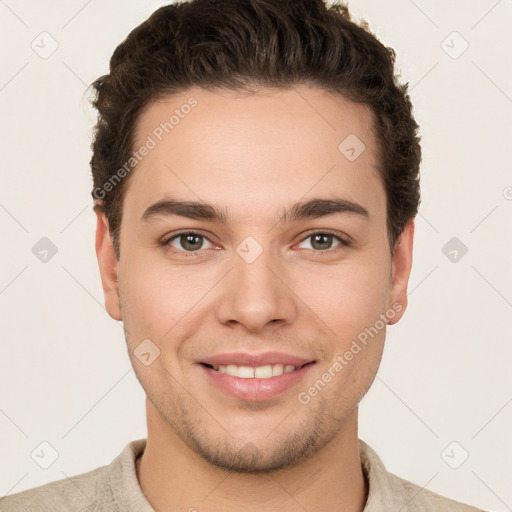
[254,365,273,378]
[270,364,283,376]
[225,364,237,376]
[215,363,296,378]
[238,366,255,378]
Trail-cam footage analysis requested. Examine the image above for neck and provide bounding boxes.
[136,398,368,512]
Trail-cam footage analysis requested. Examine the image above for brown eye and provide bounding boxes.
[297,231,349,252]
[162,232,214,253]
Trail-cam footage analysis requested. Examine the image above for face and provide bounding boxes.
[96,85,413,473]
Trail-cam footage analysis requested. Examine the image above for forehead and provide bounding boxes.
[125,85,385,225]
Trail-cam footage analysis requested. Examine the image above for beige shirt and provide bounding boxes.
[0,438,486,511]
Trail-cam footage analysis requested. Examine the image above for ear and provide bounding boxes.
[387,219,415,325]
[95,209,122,321]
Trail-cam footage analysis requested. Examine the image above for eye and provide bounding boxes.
[161,231,215,254]
[296,231,350,252]
[160,229,351,257]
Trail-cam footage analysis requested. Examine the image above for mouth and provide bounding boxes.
[197,354,317,402]
[200,361,315,379]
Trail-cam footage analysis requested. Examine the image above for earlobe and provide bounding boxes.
[387,219,415,326]
[95,209,122,321]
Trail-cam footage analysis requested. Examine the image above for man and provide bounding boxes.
[1,0,486,510]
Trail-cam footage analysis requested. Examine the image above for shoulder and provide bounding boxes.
[0,439,147,512]
[0,465,108,512]
[358,439,487,512]
[385,471,487,511]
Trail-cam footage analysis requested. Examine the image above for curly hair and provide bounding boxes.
[89,0,421,260]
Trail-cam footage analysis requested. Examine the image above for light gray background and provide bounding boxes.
[1,1,511,510]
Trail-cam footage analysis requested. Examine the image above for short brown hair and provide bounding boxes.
[89,0,421,260]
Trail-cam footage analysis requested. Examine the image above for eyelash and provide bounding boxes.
[160,229,351,257]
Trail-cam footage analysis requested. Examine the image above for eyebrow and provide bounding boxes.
[140,197,370,225]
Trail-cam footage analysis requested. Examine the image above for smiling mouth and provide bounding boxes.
[200,361,315,379]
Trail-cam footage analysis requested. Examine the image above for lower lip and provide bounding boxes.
[198,363,315,402]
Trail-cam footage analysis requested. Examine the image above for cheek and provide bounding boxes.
[118,254,218,344]
[330,337,385,414]
[299,259,391,337]
[118,260,175,339]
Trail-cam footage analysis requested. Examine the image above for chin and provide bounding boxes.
[182,410,334,474]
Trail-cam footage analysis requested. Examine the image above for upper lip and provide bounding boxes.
[200,351,315,368]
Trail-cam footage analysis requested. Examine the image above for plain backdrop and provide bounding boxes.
[1,1,511,510]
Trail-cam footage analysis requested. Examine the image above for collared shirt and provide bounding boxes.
[0,438,486,511]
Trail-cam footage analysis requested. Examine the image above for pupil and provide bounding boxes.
[183,234,202,251]
[313,234,331,250]
[179,234,333,251]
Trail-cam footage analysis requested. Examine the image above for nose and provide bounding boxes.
[214,246,299,333]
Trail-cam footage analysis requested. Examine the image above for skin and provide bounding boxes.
[95,85,414,512]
